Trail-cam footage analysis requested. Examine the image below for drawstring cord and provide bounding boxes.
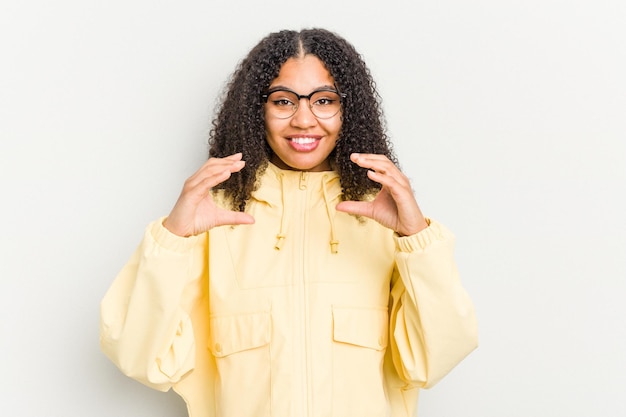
[273,170,339,254]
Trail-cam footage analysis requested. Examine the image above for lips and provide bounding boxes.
[288,136,321,152]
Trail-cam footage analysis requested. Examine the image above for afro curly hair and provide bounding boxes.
[208,28,398,211]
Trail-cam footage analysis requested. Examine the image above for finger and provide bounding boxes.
[191,153,243,177]
[351,153,408,184]
[196,155,243,177]
[179,168,235,204]
[365,171,414,203]
[187,158,246,189]
[366,171,418,212]
[350,153,392,169]
[193,166,241,196]
[214,210,255,227]
[335,200,373,218]
[366,169,401,189]
[350,153,390,162]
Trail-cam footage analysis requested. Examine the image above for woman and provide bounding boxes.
[100,28,478,417]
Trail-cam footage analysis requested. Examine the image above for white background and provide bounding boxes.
[1,1,625,416]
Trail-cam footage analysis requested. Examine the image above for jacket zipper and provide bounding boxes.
[298,170,312,417]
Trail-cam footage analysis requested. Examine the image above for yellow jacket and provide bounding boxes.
[100,163,478,417]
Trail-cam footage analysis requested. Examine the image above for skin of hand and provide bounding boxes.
[335,153,429,236]
[163,153,255,237]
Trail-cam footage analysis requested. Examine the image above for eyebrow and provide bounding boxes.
[267,84,337,93]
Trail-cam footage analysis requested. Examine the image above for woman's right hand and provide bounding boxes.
[163,153,255,237]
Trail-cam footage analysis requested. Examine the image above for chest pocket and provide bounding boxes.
[209,311,271,357]
[209,311,272,417]
[331,306,389,417]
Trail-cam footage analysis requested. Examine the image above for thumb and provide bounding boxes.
[213,210,255,228]
[335,201,371,217]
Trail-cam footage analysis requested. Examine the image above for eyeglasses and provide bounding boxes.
[261,87,346,119]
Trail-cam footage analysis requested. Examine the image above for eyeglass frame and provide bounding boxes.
[260,86,347,119]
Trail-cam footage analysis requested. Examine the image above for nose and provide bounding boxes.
[290,98,317,128]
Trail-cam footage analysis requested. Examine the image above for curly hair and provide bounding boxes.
[208,28,397,211]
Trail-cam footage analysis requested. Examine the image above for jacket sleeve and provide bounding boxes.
[388,219,478,389]
[99,218,208,392]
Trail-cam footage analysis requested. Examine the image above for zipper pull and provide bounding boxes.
[299,171,307,190]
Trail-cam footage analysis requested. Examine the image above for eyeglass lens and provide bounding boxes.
[265,90,342,119]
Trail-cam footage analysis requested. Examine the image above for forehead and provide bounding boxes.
[269,54,335,91]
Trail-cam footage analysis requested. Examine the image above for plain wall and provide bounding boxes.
[1,1,625,416]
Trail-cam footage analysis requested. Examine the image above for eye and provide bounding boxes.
[272,98,294,107]
[267,91,297,107]
[311,91,340,107]
[314,97,334,106]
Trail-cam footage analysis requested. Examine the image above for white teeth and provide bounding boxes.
[291,137,316,144]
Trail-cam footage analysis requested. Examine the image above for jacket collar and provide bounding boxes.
[250,163,343,254]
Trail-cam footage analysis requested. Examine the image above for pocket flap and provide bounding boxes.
[209,311,271,357]
[332,306,388,351]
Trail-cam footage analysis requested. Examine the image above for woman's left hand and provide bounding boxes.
[335,153,428,236]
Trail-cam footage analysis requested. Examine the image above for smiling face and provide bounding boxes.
[264,54,342,172]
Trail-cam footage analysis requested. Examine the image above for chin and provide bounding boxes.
[273,155,331,172]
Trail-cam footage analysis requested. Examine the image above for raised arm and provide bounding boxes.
[336,153,478,387]
[99,221,207,391]
[100,153,254,390]
[389,222,478,388]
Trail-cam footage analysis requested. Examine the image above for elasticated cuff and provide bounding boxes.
[148,216,206,253]
[393,218,449,252]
